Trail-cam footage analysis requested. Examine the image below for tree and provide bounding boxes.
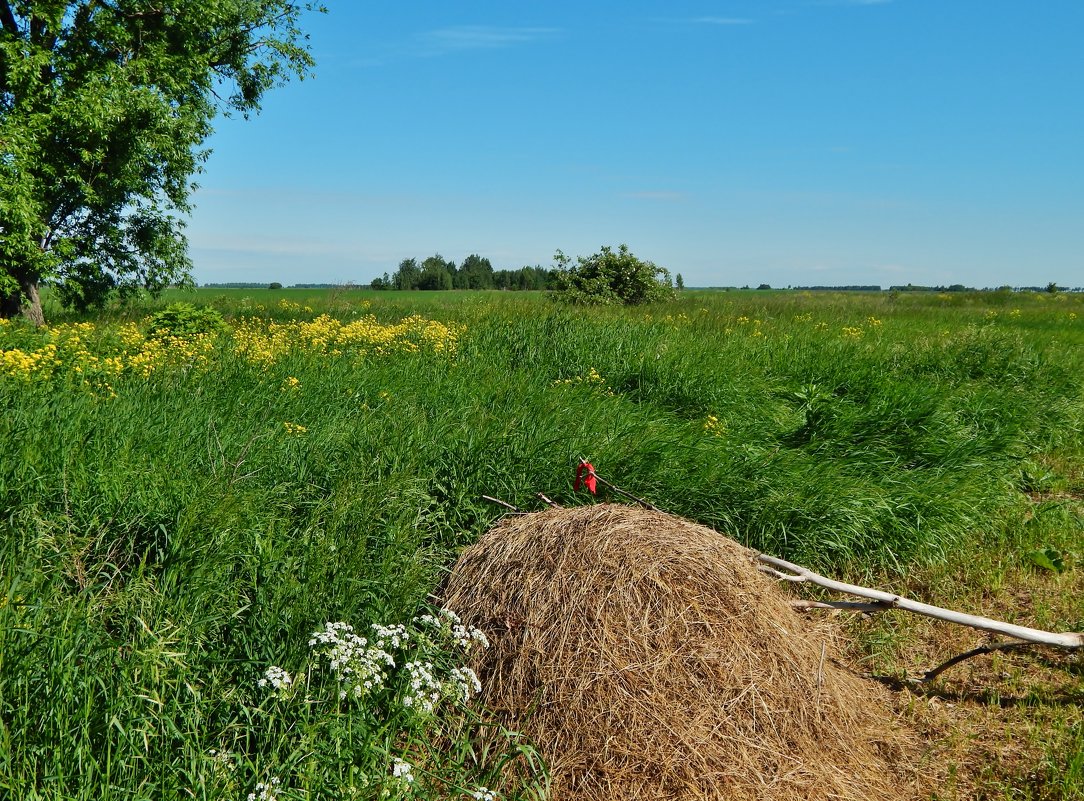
[675,273,684,291]
[392,258,420,290]
[458,254,494,290]
[0,1,325,324]
[553,244,673,306]
[268,282,283,290]
[418,254,453,291]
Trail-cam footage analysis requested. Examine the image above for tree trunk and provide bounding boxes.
[0,274,45,326]
[21,279,44,326]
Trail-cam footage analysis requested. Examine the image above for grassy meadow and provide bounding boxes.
[1,287,1082,800]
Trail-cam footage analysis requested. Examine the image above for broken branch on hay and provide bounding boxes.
[535,492,562,508]
[756,553,1084,650]
[481,495,524,513]
[584,468,662,512]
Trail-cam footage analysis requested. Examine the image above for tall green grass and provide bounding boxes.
[2,288,1082,798]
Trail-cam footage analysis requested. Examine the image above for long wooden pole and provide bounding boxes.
[756,553,1083,649]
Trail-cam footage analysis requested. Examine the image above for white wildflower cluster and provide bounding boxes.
[391,758,415,784]
[309,621,399,700]
[470,787,499,801]
[303,612,487,711]
[257,665,293,693]
[247,777,281,801]
[402,660,443,713]
[448,666,483,704]
[372,622,410,648]
[416,607,489,651]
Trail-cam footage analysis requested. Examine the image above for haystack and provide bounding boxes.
[443,504,921,801]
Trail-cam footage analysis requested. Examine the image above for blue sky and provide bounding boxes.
[188,1,1083,288]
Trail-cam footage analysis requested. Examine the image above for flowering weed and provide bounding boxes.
[242,609,534,800]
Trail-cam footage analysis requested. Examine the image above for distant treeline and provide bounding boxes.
[202,282,282,288]
[201,279,1083,293]
[890,283,1083,293]
[890,284,976,292]
[201,282,369,289]
[370,254,558,291]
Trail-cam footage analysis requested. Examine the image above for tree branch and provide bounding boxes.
[756,553,1084,649]
[28,12,44,45]
[582,466,661,511]
[481,495,523,513]
[0,1,18,36]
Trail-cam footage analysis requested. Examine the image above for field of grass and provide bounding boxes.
[2,287,1082,800]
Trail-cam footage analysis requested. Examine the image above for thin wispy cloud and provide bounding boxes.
[415,25,560,56]
[690,16,754,25]
[351,25,560,66]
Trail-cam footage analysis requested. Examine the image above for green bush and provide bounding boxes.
[146,302,227,339]
[553,244,674,305]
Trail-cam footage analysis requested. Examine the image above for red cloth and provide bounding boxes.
[575,461,597,494]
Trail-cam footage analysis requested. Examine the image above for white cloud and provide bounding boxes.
[690,17,754,25]
[414,26,560,56]
[349,25,560,66]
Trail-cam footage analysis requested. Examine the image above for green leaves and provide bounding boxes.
[1026,546,1067,573]
[553,244,675,306]
[146,301,227,339]
[0,1,325,319]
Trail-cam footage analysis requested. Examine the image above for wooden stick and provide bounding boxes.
[481,495,523,513]
[535,492,561,508]
[757,553,1083,649]
[587,469,662,512]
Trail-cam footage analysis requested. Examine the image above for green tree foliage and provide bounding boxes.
[377,257,555,292]
[457,254,494,289]
[418,254,454,291]
[392,258,420,290]
[553,244,674,306]
[418,255,453,291]
[0,1,324,324]
[675,273,685,291]
[494,265,556,290]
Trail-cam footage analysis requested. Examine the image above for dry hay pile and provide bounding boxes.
[443,504,922,801]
